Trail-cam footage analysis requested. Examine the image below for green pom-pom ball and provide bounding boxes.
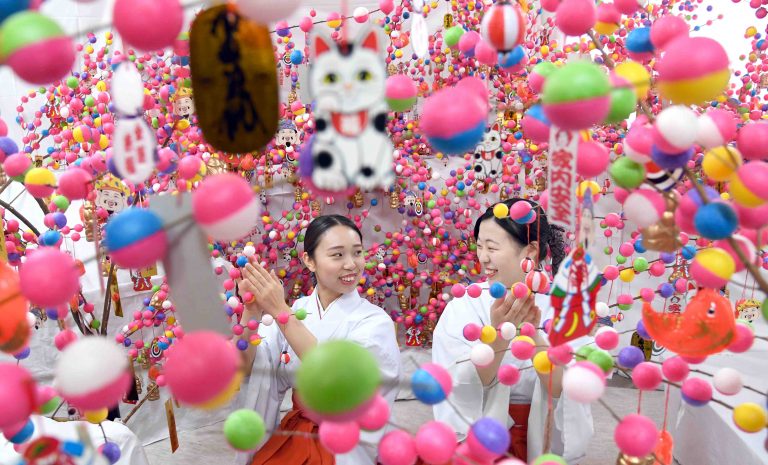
[224,409,265,451]
[609,157,646,189]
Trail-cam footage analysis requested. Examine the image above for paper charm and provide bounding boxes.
[190,5,278,154]
[112,116,157,184]
[642,288,736,357]
[410,0,429,58]
[304,28,394,192]
[547,127,578,232]
[549,245,602,346]
[111,61,144,116]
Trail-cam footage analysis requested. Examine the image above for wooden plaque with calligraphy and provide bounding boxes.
[165,399,179,453]
[190,5,278,154]
[546,127,578,232]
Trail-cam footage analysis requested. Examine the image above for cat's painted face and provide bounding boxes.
[309,29,385,114]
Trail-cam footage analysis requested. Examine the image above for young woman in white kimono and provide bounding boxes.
[432,199,593,464]
[233,215,401,465]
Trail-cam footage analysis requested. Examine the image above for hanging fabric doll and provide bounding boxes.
[301,27,394,192]
[472,121,504,192]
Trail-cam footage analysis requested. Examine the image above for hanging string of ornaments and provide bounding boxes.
[0,0,768,463]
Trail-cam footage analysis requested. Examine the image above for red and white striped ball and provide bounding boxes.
[480,1,526,52]
[525,270,549,293]
[520,257,534,273]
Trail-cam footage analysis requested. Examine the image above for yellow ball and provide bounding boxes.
[493,203,510,219]
[746,26,758,37]
[577,180,601,198]
[540,45,549,56]
[733,402,767,433]
[85,408,108,424]
[703,146,742,181]
[177,119,190,130]
[196,371,243,410]
[729,175,766,207]
[615,61,650,99]
[73,127,85,143]
[25,167,55,187]
[98,134,109,150]
[658,69,730,106]
[480,325,497,344]
[533,351,553,374]
[695,248,735,281]
[619,268,635,283]
[96,81,107,92]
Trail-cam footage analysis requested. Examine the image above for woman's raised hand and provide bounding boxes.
[242,261,287,317]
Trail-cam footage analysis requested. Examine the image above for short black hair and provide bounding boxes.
[303,214,363,258]
[473,198,567,274]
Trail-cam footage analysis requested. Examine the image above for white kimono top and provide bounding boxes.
[235,289,402,465]
[432,283,594,464]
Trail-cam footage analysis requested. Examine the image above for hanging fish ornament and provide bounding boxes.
[549,245,602,346]
[641,288,736,357]
[190,4,278,154]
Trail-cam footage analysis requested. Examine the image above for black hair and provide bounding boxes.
[473,198,567,274]
[303,214,363,258]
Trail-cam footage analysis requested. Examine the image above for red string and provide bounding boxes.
[637,389,643,415]
[662,384,671,432]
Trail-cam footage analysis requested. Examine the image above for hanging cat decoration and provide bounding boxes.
[472,122,504,191]
[299,28,394,194]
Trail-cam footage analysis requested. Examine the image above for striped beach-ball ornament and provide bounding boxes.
[525,270,550,294]
[480,1,526,53]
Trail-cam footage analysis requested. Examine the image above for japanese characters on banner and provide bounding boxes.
[546,126,578,232]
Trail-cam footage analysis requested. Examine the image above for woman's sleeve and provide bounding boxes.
[431,300,512,439]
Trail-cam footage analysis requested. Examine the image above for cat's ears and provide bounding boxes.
[313,28,380,57]
[358,28,379,52]
[491,122,501,132]
[314,34,332,57]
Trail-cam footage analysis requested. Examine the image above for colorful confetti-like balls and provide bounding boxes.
[385,75,418,112]
[296,340,380,421]
[57,167,93,200]
[732,403,768,433]
[192,173,261,242]
[104,208,168,269]
[690,247,735,288]
[420,77,487,155]
[681,377,713,407]
[356,394,390,431]
[541,61,610,130]
[737,122,768,161]
[54,337,130,411]
[729,162,768,207]
[0,11,74,84]
[614,414,659,458]
[466,417,510,462]
[23,168,56,198]
[411,363,452,405]
[656,37,729,106]
[163,331,243,409]
[19,247,79,308]
[0,263,29,354]
[318,421,360,454]
[702,146,742,182]
[0,364,36,429]
[562,362,605,403]
[609,157,645,189]
[113,0,183,51]
[378,429,417,465]
[479,1,525,52]
[697,109,737,150]
[623,188,664,228]
[415,421,457,465]
[223,409,266,451]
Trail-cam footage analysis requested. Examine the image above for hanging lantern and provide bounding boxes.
[480,0,526,53]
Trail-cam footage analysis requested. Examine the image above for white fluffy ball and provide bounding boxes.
[713,367,743,396]
[470,344,495,367]
[563,365,606,403]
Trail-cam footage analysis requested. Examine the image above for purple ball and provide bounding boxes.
[618,346,645,369]
[659,252,675,264]
[636,320,652,340]
[13,347,30,360]
[651,145,693,170]
[53,212,67,228]
[101,442,121,464]
[469,417,510,455]
[658,283,674,298]
[236,339,248,351]
[0,136,19,161]
[298,136,314,178]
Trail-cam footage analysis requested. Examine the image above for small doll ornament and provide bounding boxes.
[642,192,681,253]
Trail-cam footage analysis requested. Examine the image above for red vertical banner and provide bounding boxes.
[547,127,578,232]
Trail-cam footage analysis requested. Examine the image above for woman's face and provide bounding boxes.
[303,225,364,296]
[476,219,536,288]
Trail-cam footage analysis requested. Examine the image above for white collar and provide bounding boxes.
[312,288,360,318]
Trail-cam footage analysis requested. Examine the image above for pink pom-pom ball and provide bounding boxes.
[463,323,482,341]
[653,105,698,153]
[737,122,768,161]
[624,123,654,163]
[466,284,483,298]
[3,154,31,178]
[355,394,390,431]
[299,16,313,33]
[458,31,480,55]
[632,362,662,390]
[113,0,183,51]
[615,0,641,14]
[680,355,707,365]
[650,15,689,50]
[576,141,610,178]
[451,284,466,298]
[319,421,360,454]
[681,377,712,406]
[474,40,498,66]
[555,0,596,36]
[0,364,36,429]
[7,32,75,85]
[661,357,690,382]
[734,202,768,230]
[510,336,535,360]
[498,364,521,386]
[614,414,659,458]
[379,430,418,465]
[562,363,606,403]
[548,344,574,366]
[509,201,532,220]
[714,234,756,273]
[727,323,754,353]
[19,248,79,308]
[512,282,530,299]
[624,188,665,228]
[519,322,536,338]
[603,265,619,280]
[192,173,260,242]
[58,167,93,200]
[696,109,737,149]
[416,421,457,465]
[53,329,78,351]
[595,327,619,350]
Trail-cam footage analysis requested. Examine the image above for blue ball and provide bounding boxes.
[236,256,248,267]
[694,202,737,240]
[104,208,164,252]
[101,442,121,464]
[40,230,62,246]
[633,238,646,254]
[681,244,696,260]
[290,50,304,65]
[489,282,507,299]
[411,368,447,405]
[427,119,486,156]
[498,45,525,69]
[626,27,654,54]
[0,135,19,156]
[13,346,30,360]
[8,420,34,444]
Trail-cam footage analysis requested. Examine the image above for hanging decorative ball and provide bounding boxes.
[224,409,266,451]
[525,271,549,294]
[732,403,768,433]
[318,421,360,454]
[411,363,452,405]
[415,421,457,465]
[479,0,526,52]
[614,414,659,458]
[378,430,418,465]
[356,394,390,431]
[0,364,36,429]
[19,247,79,308]
[104,208,168,269]
[192,173,261,242]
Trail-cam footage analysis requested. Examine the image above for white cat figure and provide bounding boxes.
[309,28,394,191]
[472,122,504,186]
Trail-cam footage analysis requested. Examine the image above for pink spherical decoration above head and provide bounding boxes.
[19,248,79,308]
[614,414,659,458]
[113,0,183,51]
[378,429,418,465]
[319,421,360,454]
[163,331,241,406]
[192,173,261,242]
[509,200,532,220]
[0,364,36,429]
[416,421,457,465]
